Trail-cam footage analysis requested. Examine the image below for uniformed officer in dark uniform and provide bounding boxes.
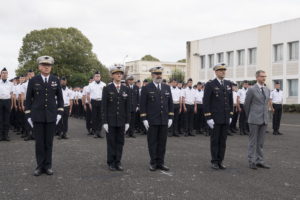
[102,65,130,171]
[25,56,64,176]
[203,63,233,170]
[140,66,174,171]
[126,75,139,138]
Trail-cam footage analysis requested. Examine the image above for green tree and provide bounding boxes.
[177,58,186,63]
[141,55,160,61]
[16,27,109,86]
[170,69,185,83]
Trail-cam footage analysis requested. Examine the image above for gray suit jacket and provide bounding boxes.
[244,84,270,125]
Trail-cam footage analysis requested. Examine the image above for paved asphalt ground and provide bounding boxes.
[0,113,299,200]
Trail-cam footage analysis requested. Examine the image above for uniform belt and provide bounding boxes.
[92,98,102,101]
[173,101,180,104]
[195,102,203,104]
[273,103,282,105]
[0,98,10,100]
[185,103,194,105]
[64,105,70,107]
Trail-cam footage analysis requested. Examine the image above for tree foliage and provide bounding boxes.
[177,58,186,63]
[141,55,160,61]
[170,69,185,83]
[16,27,109,86]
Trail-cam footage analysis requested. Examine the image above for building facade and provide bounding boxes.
[187,18,300,104]
[125,60,186,82]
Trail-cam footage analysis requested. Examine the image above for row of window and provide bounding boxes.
[273,41,299,62]
[199,41,299,69]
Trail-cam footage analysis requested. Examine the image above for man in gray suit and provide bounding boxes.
[244,70,271,170]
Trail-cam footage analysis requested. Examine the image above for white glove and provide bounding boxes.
[136,107,139,112]
[168,119,173,128]
[125,123,130,132]
[229,118,232,124]
[27,118,33,128]
[207,119,215,129]
[103,124,109,133]
[56,114,62,125]
[143,120,149,131]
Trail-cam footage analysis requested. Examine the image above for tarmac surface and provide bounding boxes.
[0,113,299,200]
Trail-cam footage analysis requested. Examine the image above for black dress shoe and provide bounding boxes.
[256,163,270,169]
[273,131,278,135]
[227,132,233,136]
[34,169,42,176]
[157,165,170,171]
[149,165,157,171]
[249,163,257,170]
[218,163,226,170]
[3,137,10,141]
[211,163,219,170]
[45,169,54,175]
[188,132,195,136]
[230,128,237,133]
[116,164,124,171]
[277,132,283,135]
[173,133,180,137]
[108,165,116,171]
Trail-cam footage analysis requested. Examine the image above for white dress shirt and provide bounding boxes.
[270,89,283,104]
[21,81,29,100]
[237,87,248,104]
[0,80,13,99]
[233,90,238,105]
[87,81,106,100]
[171,86,181,104]
[194,89,204,104]
[182,87,196,105]
[62,87,73,106]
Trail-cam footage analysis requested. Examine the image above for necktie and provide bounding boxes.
[158,84,161,91]
[276,89,279,92]
[3,79,7,83]
[221,80,224,86]
[116,85,120,92]
[45,78,48,84]
[261,87,266,99]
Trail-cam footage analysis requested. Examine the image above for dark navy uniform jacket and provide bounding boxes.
[25,74,64,123]
[102,83,131,127]
[203,78,233,124]
[140,82,174,126]
[127,84,140,112]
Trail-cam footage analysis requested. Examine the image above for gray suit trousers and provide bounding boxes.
[248,124,267,164]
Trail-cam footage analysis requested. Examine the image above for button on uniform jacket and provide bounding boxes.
[140,82,174,126]
[25,75,64,123]
[102,83,131,127]
[203,78,234,124]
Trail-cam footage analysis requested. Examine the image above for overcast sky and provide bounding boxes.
[1,0,300,78]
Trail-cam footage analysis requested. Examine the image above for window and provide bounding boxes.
[288,79,298,96]
[208,54,214,68]
[217,53,224,63]
[248,48,257,65]
[288,41,299,60]
[237,50,245,65]
[200,55,205,69]
[227,51,234,67]
[273,44,283,62]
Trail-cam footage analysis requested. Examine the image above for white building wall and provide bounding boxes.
[187,18,300,104]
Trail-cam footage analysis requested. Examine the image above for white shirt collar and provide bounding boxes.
[41,74,50,80]
[216,78,224,85]
[113,82,121,88]
[153,81,160,88]
[257,82,264,89]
